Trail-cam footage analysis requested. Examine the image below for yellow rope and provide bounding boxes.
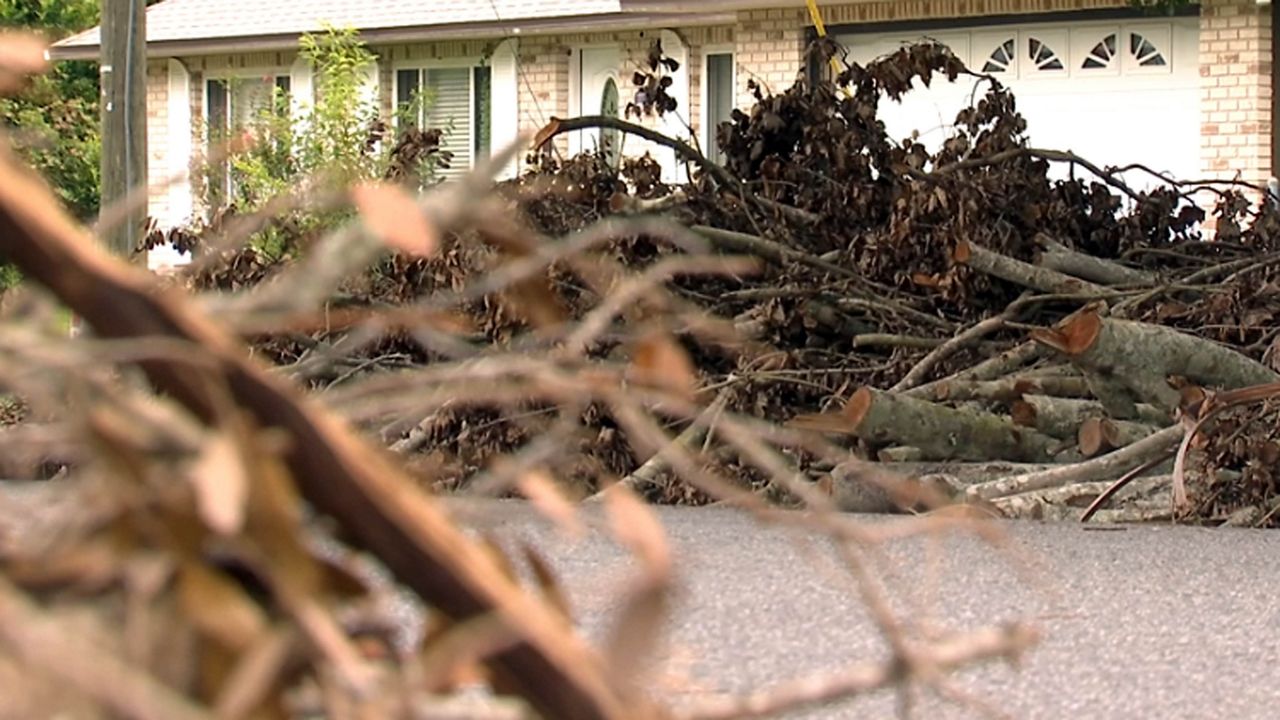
[804,0,843,76]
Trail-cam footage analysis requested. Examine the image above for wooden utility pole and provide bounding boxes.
[99,0,147,259]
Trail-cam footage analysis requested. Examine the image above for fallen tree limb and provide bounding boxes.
[953,240,1109,295]
[795,388,1058,462]
[965,425,1183,501]
[891,314,1009,392]
[1077,417,1160,458]
[587,395,729,501]
[992,474,1169,519]
[1033,234,1156,286]
[927,375,1093,403]
[0,142,641,720]
[905,342,1043,399]
[1080,370,1143,420]
[1031,308,1280,411]
[690,225,862,282]
[1010,395,1169,439]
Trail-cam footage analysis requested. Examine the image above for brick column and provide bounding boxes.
[145,59,170,223]
[735,9,808,107]
[1200,0,1273,189]
[517,38,570,159]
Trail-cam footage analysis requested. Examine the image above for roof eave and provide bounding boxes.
[47,11,736,61]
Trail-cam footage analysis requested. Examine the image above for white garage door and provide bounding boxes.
[838,17,1199,190]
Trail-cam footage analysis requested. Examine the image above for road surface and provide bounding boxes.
[451,500,1280,719]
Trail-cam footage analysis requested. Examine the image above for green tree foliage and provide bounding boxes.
[201,27,439,259]
[0,0,101,220]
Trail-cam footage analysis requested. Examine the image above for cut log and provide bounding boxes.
[1033,234,1156,286]
[1010,395,1169,440]
[876,446,924,462]
[928,375,1092,403]
[802,388,1058,462]
[992,474,1169,520]
[1080,371,1142,420]
[965,425,1182,500]
[827,460,959,513]
[905,342,1044,399]
[1031,309,1280,411]
[953,240,1108,296]
[873,461,1059,486]
[1077,417,1160,458]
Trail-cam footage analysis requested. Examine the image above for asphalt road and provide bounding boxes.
[451,500,1280,719]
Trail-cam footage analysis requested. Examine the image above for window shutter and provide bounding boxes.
[425,67,473,178]
[473,66,491,160]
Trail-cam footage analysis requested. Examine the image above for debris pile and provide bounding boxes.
[111,42,1280,524]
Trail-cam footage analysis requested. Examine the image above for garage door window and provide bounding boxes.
[981,38,1016,74]
[1131,32,1167,67]
[1081,34,1118,70]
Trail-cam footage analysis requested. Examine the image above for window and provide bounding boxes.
[704,52,734,165]
[396,65,492,179]
[206,73,290,204]
[1027,37,1065,71]
[1081,33,1118,70]
[1130,32,1166,67]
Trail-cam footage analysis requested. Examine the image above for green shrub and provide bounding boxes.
[194,27,441,260]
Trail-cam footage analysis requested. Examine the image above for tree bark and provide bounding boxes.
[1077,417,1160,458]
[1033,234,1156,286]
[1032,309,1280,411]
[965,425,1182,501]
[905,342,1044,399]
[1010,395,1169,439]
[953,240,1108,296]
[926,375,1093,403]
[829,387,1058,462]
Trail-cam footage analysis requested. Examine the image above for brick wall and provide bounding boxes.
[1200,0,1273,189]
[145,59,169,223]
[142,0,1277,225]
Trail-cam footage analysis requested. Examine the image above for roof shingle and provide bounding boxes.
[57,0,622,48]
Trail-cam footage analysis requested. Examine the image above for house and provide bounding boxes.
[50,0,1275,233]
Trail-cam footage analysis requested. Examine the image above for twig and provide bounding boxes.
[965,425,1183,501]
[675,623,1037,720]
[0,575,215,720]
[1078,453,1176,523]
[905,342,1043,400]
[892,314,1009,392]
[586,394,731,502]
[0,134,646,720]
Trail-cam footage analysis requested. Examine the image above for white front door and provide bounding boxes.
[838,17,1200,193]
[571,46,623,166]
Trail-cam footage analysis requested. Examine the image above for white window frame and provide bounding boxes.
[391,56,488,174]
[202,67,293,131]
[202,67,292,205]
[699,44,735,164]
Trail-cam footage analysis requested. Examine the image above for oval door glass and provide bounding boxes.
[600,77,621,168]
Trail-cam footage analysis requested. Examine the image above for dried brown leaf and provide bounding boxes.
[521,543,574,623]
[188,432,250,536]
[600,486,672,683]
[351,181,438,257]
[532,118,562,150]
[177,561,269,653]
[630,332,698,399]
